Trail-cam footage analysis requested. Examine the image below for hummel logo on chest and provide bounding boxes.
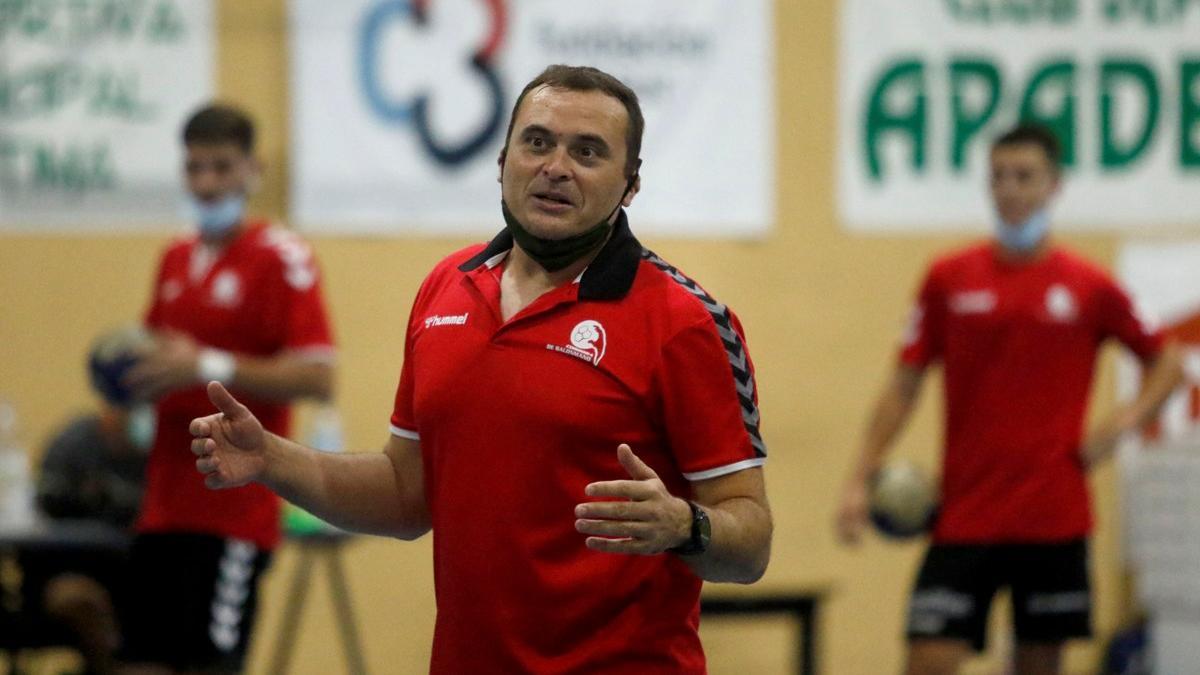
[424,312,469,328]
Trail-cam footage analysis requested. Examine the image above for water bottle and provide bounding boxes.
[307,404,344,454]
[0,399,35,529]
[283,404,344,537]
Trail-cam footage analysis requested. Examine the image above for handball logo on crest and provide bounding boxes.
[547,320,607,366]
[359,0,507,167]
[571,320,607,366]
[1045,284,1078,323]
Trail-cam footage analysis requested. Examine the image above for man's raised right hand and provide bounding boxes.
[190,381,269,489]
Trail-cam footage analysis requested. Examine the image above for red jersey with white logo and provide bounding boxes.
[390,213,766,674]
[901,243,1162,543]
[140,220,335,549]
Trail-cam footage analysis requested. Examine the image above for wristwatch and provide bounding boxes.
[669,500,711,555]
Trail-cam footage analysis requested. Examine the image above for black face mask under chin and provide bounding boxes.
[501,175,636,273]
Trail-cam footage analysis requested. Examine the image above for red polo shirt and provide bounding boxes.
[390,212,766,674]
[901,243,1162,543]
[140,220,335,549]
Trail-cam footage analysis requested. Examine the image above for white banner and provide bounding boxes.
[1116,241,1200,612]
[289,0,774,237]
[0,1,215,230]
[838,2,1200,232]
[1117,240,1200,441]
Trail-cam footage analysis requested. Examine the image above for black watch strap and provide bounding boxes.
[669,500,711,555]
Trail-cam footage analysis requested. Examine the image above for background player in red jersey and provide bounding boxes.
[118,105,336,675]
[835,124,1184,675]
[187,65,773,674]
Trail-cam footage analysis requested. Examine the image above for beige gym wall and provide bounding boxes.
[0,1,1133,673]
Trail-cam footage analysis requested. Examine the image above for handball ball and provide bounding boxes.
[88,325,155,405]
[869,459,938,539]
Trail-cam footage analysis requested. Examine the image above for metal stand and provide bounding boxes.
[268,534,368,675]
[701,589,830,675]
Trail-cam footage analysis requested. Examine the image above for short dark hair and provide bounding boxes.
[182,104,255,153]
[502,65,644,179]
[993,123,1061,168]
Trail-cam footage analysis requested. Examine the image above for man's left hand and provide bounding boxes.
[574,444,692,555]
[124,331,201,401]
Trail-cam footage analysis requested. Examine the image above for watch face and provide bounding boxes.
[670,500,711,555]
[696,506,712,550]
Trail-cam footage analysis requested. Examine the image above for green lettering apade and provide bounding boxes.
[1018,60,1077,165]
[950,59,1002,171]
[1181,60,1200,168]
[864,59,926,182]
[1100,59,1159,170]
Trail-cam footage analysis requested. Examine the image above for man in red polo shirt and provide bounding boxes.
[120,104,336,674]
[188,65,773,673]
[836,124,1183,675]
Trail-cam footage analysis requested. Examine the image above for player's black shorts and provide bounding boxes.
[119,532,272,672]
[905,539,1091,651]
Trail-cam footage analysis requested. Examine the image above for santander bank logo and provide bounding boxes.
[547,320,606,366]
[358,0,507,167]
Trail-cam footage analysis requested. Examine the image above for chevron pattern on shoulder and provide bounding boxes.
[641,249,767,458]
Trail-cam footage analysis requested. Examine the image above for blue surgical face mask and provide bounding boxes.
[994,208,1050,253]
[188,193,246,238]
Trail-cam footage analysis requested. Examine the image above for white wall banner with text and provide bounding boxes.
[839,2,1200,232]
[1,1,215,230]
[290,0,774,237]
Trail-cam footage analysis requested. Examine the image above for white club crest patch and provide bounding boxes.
[211,271,242,308]
[547,320,607,366]
[1045,284,1077,322]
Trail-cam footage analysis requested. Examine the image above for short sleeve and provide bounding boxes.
[1097,275,1163,361]
[389,332,419,440]
[899,266,944,368]
[261,232,335,359]
[657,309,766,481]
[389,274,436,440]
[281,271,335,358]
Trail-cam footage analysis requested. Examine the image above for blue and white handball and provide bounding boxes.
[869,459,938,539]
[88,324,155,406]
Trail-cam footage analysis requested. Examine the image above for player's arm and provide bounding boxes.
[191,382,430,539]
[202,348,333,402]
[1082,340,1184,468]
[131,234,335,403]
[262,432,428,538]
[573,311,772,582]
[835,363,926,544]
[575,445,771,584]
[124,332,333,403]
[680,465,771,583]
